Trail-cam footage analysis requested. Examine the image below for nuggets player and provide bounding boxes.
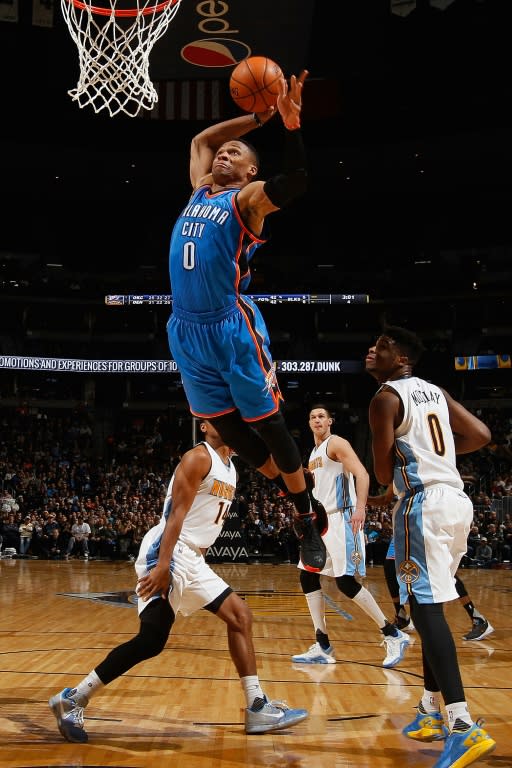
[292,405,410,669]
[49,421,307,741]
[368,326,495,768]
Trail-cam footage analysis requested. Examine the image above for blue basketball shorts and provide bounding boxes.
[167,297,283,421]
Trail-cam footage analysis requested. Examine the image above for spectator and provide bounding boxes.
[1,513,20,552]
[245,515,263,556]
[97,518,117,559]
[18,515,34,556]
[275,516,299,563]
[483,522,502,560]
[474,537,496,568]
[44,527,67,560]
[115,518,134,560]
[66,516,91,559]
[29,517,46,558]
[501,520,512,562]
[466,525,483,562]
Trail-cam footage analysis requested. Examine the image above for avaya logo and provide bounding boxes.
[217,529,242,539]
[181,2,251,68]
[206,546,249,559]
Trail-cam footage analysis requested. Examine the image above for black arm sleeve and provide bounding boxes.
[263,129,307,208]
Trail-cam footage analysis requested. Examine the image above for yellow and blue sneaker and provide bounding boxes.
[432,720,496,768]
[403,705,449,742]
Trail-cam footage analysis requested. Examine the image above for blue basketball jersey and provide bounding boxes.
[169,185,267,318]
[167,184,282,420]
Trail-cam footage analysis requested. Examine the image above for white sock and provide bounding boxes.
[421,689,441,713]
[241,675,265,708]
[446,701,473,732]
[70,670,104,703]
[352,586,388,628]
[305,590,327,634]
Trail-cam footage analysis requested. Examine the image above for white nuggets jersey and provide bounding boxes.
[163,441,236,551]
[304,437,365,577]
[308,437,357,515]
[381,376,463,498]
[141,442,236,572]
[384,378,471,604]
[136,442,236,616]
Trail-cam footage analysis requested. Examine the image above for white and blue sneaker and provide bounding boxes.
[245,696,308,734]
[291,642,336,664]
[382,629,410,668]
[49,687,88,743]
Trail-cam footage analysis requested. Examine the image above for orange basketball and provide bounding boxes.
[229,56,283,114]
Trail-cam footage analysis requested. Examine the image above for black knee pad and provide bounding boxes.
[300,569,322,593]
[335,574,362,599]
[254,411,301,474]
[139,597,175,655]
[210,412,270,468]
[95,599,174,684]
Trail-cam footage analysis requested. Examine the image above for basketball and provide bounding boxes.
[229,56,283,114]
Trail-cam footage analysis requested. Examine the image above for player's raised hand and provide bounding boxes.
[277,69,309,130]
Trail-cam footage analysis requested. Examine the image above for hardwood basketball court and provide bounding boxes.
[0,559,509,767]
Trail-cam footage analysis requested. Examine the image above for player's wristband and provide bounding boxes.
[253,112,263,127]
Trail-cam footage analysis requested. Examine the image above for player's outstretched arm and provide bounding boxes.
[190,108,276,189]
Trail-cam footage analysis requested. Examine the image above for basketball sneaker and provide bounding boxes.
[395,608,415,632]
[295,516,326,572]
[291,641,336,664]
[381,629,410,668]
[463,618,494,641]
[302,470,328,535]
[432,720,496,768]
[49,687,88,743]
[245,696,308,734]
[403,704,449,742]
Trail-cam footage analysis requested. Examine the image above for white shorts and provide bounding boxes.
[393,484,472,604]
[298,509,366,578]
[135,536,230,617]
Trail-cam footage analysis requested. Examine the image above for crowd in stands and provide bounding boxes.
[0,407,171,561]
[1,404,512,567]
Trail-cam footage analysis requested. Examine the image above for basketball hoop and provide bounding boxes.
[61,0,182,117]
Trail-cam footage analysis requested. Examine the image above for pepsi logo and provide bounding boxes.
[181,38,251,68]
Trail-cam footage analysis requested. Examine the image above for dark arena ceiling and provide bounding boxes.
[0,0,511,405]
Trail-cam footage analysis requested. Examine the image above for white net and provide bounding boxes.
[61,0,183,117]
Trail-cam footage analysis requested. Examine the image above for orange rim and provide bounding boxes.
[65,0,178,17]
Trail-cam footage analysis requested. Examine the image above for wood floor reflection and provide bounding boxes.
[0,558,510,767]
